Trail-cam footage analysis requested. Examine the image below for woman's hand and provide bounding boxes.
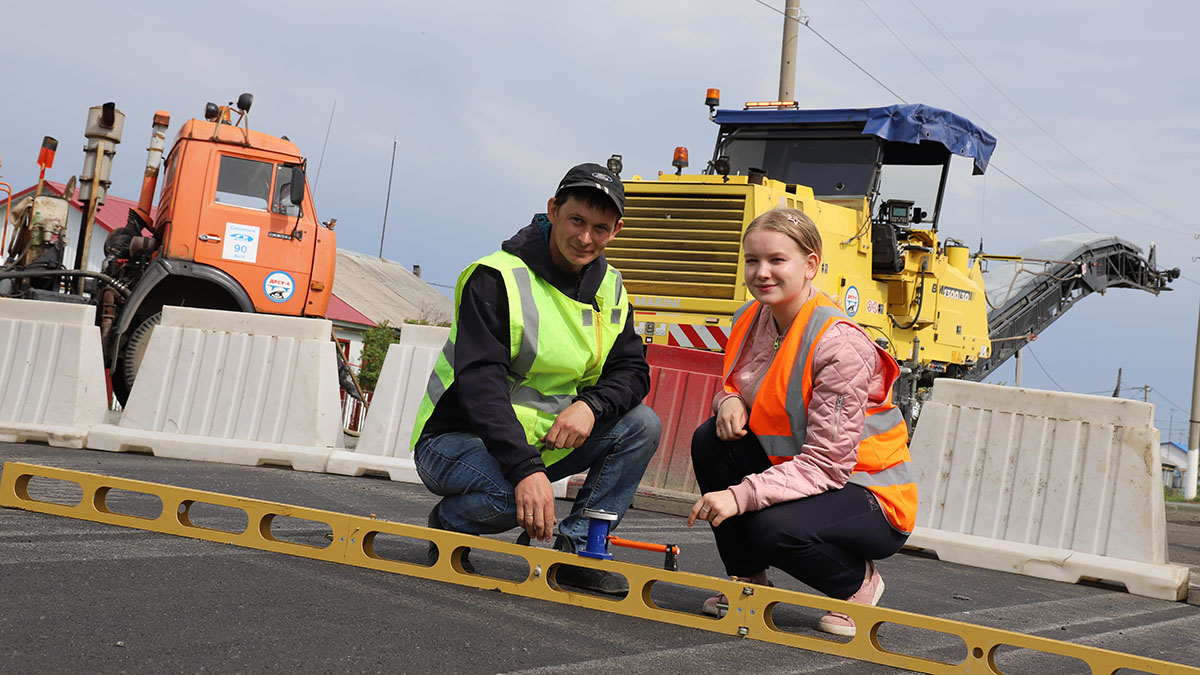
[687,489,739,527]
[716,397,749,441]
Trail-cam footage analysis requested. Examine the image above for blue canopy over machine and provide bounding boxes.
[713,103,996,174]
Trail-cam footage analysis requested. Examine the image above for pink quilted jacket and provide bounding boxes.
[713,306,892,514]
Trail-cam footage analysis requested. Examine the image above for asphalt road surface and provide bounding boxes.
[2,442,1198,674]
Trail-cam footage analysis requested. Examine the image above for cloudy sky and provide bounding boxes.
[3,1,1197,441]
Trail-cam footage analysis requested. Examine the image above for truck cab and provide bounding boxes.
[153,118,334,317]
[104,98,336,401]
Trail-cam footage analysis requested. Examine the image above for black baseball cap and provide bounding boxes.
[555,163,625,216]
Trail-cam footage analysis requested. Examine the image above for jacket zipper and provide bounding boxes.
[833,394,845,438]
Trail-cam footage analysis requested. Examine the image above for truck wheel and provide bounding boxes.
[113,312,162,405]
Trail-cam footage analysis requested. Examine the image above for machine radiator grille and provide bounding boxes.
[606,193,746,300]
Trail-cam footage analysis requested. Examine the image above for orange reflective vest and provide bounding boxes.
[722,292,916,533]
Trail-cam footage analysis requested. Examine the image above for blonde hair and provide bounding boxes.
[744,208,822,259]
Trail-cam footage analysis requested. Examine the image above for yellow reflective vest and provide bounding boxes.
[410,250,629,466]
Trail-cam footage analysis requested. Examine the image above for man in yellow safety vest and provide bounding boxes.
[410,163,661,595]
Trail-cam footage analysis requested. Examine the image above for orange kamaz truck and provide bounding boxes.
[0,94,337,402]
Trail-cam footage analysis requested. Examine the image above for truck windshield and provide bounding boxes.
[273,164,304,217]
[215,156,272,211]
[718,131,881,197]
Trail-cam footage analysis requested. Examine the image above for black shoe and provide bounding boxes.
[552,534,576,554]
[425,506,475,574]
[554,564,629,596]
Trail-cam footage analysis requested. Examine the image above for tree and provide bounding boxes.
[358,320,400,391]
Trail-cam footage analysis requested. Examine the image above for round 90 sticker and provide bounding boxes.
[844,285,860,316]
[264,271,295,303]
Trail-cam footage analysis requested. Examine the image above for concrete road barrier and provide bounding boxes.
[908,379,1190,601]
[326,325,448,483]
[0,298,108,448]
[86,306,342,472]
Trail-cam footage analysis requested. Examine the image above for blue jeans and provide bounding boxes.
[414,404,661,550]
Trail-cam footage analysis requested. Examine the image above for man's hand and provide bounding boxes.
[687,489,739,527]
[715,397,749,441]
[515,471,557,541]
[542,400,595,450]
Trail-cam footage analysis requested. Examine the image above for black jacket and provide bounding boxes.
[420,214,650,485]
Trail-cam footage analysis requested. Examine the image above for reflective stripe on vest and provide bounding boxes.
[510,266,540,383]
[722,293,916,533]
[410,250,628,467]
[847,461,913,489]
[422,339,457,409]
[754,303,846,456]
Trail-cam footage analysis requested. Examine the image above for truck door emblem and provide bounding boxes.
[264,271,295,303]
[844,286,860,316]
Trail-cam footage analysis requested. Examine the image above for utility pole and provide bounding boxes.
[1186,300,1200,500]
[778,0,801,101]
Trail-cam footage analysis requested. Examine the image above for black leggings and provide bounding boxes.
[690,417,909,599]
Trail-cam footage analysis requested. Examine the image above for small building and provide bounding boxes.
[331,249,452,326]
[1160,440,1188,491]
[329,248,453,367]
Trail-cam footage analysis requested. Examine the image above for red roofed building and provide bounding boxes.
[326,291,376,369]
[327,293,375,328]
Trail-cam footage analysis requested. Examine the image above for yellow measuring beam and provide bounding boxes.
[1,461,1193,675]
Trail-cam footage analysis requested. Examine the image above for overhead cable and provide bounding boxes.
[1025,347,1068,391]
[752,0,1192,239]
[906,0,1198,234]
[751,0,907,102]
[862,0,1189,237]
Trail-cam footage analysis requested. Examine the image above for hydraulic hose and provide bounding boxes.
[890,258,929,331]
[0,268,132,299]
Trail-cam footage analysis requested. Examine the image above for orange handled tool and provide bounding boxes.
[608,536,680,571]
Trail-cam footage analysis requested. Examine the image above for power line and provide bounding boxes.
[1025,347,1068,391]
[988,165,1096,233]
[861,0,1190,238]
[751,0,907,102]
[755,0,1195,241]
[1091,385,1188,412]
[754,0,1098,237]
[906,0,1199,235]
[858,1,983,122]
[1147,385,1192,415]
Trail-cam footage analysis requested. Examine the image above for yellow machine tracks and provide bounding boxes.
[1,461,1193,675]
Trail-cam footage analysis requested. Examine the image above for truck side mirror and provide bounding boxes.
[290,169,306,206]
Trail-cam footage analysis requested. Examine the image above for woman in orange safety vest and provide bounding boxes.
[687,208,916,638]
